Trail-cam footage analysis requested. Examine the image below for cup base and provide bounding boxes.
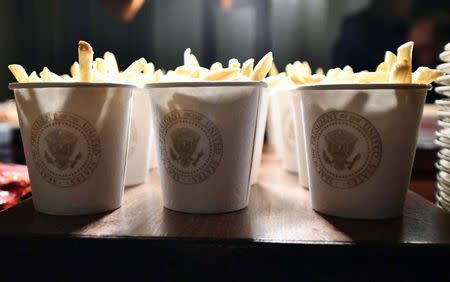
[163,204,248,214]
[34,204,121,216]
[125,178,147,187]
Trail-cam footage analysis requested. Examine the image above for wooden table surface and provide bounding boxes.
[1,149,450,281]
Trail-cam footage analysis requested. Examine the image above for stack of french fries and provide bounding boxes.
[8,41,158,85]
[264,62,325,88]
[8,41,274,84]
[265,42,443,87]
[8,40,443,86]
[158,48,273,82]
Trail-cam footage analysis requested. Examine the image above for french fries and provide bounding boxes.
[384,51,397,72]
[8,41,158,85]
[389,42,413,83]
[95,58,106,75]
[153,69,163,82]
[250,52,273,81]
[175,65,200,78]
[28,71,41,82]
[7,41,443,86]
[78,40,94,82]
[389,60,411,83]
[183,48,192,66]
[144,62,155,75]
[270,41,442,86]
[275,60,327,86]
[343,65,353,75]
[8,65,29,83]
[241,59,254,77]
[228,58,240,69]
[190,54,200,67]
[147,48,272,82]
[118,58,147,82]
[39,67,65,82]
[104,51,119,75]
[61,74,74,82]
[376,62,387,73]
[412,67,444,84]
[70,62,80,78]
[93,58,106,82]
[265,73,294,88]
[210,62,223,72]
[269,63,279,77]
[202,67,240,81]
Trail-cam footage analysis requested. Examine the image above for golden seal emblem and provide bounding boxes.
[31,111,101,187]
[310,111,382,189]
[160,110,223,184]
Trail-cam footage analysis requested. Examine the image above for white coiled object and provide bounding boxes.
[434,42,450,212]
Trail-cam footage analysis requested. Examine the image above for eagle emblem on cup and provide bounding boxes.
[44,129,82,170]
[170,127,204,168]
[323,129,361,171]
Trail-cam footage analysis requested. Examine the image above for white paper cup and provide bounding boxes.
[272,88,298,173]
[250,88,270,184]
[10,83,134,215]
[291,88,309,189]
[146,100,159,171]
[267,90,283,158]
[146,81,264,213]
[148,121,158,171]
[125,88,152,186]
[299,84,430,219]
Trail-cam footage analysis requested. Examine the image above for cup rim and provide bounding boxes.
[8,82,136,90]
[143,81,267,88]
[295,83,432,91]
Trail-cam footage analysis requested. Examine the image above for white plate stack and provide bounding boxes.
[434,42,450,212]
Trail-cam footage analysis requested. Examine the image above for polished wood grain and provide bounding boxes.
[1,148,449,246]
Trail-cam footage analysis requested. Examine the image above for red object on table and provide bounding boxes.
[0,163,31,211]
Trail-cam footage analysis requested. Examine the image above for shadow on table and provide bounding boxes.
[0,198,112,236]
[318,212,404,243]
[160,202,254,240]
[318,192,450,243]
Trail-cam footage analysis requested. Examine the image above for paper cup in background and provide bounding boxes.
[291,88,309,189]
[10,83,134,215]
[250,87,270,184]
[125,88,152,186]
[300,84,430,219]
[266,91,282,158]
[148,122,158,171]
[148,126,159,170]
[147,81,264,213]
[146,99,159,171]
[272,88,298,174]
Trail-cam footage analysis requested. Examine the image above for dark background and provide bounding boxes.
[1,0,450,101]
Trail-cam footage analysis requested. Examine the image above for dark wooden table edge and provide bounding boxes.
[3,233,450,248]
[2,236,450,281]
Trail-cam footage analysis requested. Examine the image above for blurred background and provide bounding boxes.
[1,0,450,102]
